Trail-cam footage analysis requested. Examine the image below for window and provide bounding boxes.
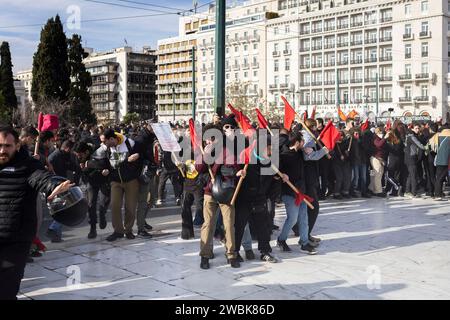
[421,1,428,13]
[285,42,290,51]
[235,73,239,80]
[274,27,279,35]
[274,76,279,85]
[274,60,279,72]
[405,86,412,98]
[244,44,248,52]
[421,62,429,74]
[225,47,229,54]
[285,58,290,71]
[244,71,248,78]
[274,43,279,52]
[285,75,290,85]
[226,73,230,80]
[421,85,428,97]
[405,44,412,58]
[422,42,428,56]
[405,24,411,35]
[421,22,429,33]
[253,70,258,77]
[405,64,412,75]
[210,49,214,56]
[235,46,238,53]
[253,43,258,50]
[405,4,411,15]
[285,25,290,34]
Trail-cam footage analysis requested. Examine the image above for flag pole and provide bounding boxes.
[230,164,248,206]
[294,111,332,159]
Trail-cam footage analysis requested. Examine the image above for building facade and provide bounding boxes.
[266,0,449,121]
[84,46,156,124]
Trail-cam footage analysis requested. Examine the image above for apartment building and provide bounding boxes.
[15,69,33,105]
[266,0,449,121]
[84,46,156,124]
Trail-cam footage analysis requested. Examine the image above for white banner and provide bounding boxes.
[150,123,181,152]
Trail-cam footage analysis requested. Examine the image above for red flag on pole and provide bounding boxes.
[311,105,316,120]
[41,114,59,131]
[303,109,308,121]
[37,112,44,132]
[281,96,296,131]
[318,120,341,150]
[227,103,254,137]
[385,119,392,131]
[255,108,269,129]
[228,103,242,123]
[239,139,257,164]
[360,118,370,132]
[295,189,314,206]
[338,105,347,121]
[188,118,200,150]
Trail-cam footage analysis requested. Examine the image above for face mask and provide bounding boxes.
[377,133,384,139]
[224,129,235,139]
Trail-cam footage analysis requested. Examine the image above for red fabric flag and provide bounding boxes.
[347,109,359,119]
[318,120,341,150]
[385,119,392,131]
[338,105,347,121]
[32,237,47,252]
[188,118,200,150]
[255,108,269,129]
[311,105,316,120]
[227,103,254,137]
[41,114,59,131]
[303,109,308,121]
[360,118,369,132]
[227,103,242,123]
[281,96,296,131]
[295,189,314,206]
[239,139,257,164]
[37,112,44,132]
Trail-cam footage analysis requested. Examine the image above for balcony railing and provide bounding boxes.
[365,38,377,44]
[337,42,349,48]
[283,50,292,55]
[300,30,310,35]
[300,64,311,69]
[279,83,289,89]
[399,97,412,102]
[337,23,349,29]
[351,21,363,28]
[403,33,413,40]
[415,73,430,79]
[252,62,259,68]
[300,47,310,52]
[422,51,428,57]
[300,82,311,86]
[365,77,377,82]
[351,59,363,64]
[324,26,335,31]
[415,96,429,102]
[350,40,363,46]
[311,63,322,68]
[312,28,323,33]
[272,51,280,57]
[380,16,393,23]
[350,78,363,83]
[365,57,377,63]
[324,43,335,49]
[419,31,431,38]
[323,80,336,85]
[311,45,323,51]
[323,61,335,67]
[339,79,349,84]
[379,76,393,81]
[337,60,349,65]
[311,81,323,86]
[399,74,412,80]
[380,36,392,42]
[405,53,412,58]
[379,97,393,103]
[269,84,278,89]
[379,55,392,62]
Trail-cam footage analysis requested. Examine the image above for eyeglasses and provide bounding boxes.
[223,125,235,130]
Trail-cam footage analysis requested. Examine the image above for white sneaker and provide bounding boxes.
[156,199,163,206]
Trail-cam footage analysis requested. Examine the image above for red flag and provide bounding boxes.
[311,106,316,120]
[239,139,257,164]
[303,109,308,121]
[385,119,392,131]
[281,96,296,131]
[360,118,369,132]
[32,237,46,252]
[338,105,347,121]
[188,119,200,150]
[255,108,268,129]
[227,103,254,137]
[318,120,341,150]
[37,112,44,132]
[295,189,314,206]
[41,114,59,131]
[227,103,242,123]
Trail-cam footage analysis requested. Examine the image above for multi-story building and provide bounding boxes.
[84,46,156,124]
[266,0,449,121]
[15,69,33,105]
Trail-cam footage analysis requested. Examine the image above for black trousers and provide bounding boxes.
[425,155,436,195]
[406,164,418,195]
[157,169,183,200]
[435,166,449,197]
[87,183,111,226]
[235,201,272,254]
[318,158,331,197]
[333,161,352,195]
[306,188,320,236]
[0,242,31,300]
[181,188,203,231]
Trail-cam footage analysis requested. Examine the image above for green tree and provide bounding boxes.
[67,34,96,125]
[122,112,140,125]
[0,42,17,121]
[0,91,9,124]
[31,15,70,105]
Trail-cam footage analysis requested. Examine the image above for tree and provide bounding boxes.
[225,80,259,122]
[0,42,17,121]
[67,34,96,125]
[31,15,70,105]
[122,112,140,125]
[0,91,9,123]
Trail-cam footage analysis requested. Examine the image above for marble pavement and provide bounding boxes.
[19,197,450,300]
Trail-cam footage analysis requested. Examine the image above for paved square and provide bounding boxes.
[20,197,450,300]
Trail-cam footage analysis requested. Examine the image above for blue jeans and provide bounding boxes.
[352,164,367,194]
[49,220,62,236]
[279,195,309,245]
[241,223,252,251]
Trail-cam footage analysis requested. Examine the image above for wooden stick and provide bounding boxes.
[34,135,40,157]
[171,152,186,178]
[271,164,314,210]
[294,113,332,159]
[230,164,248,206]
[266,127,274,137]
[347,135,353,153]
[199,144,215,181]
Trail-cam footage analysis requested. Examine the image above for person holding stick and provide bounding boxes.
[277,128,318,255]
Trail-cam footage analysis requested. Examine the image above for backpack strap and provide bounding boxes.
[124,138,133,154]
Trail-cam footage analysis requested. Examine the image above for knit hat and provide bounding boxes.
[220,114,237,128]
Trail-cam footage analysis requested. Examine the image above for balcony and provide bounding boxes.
[300,30,310,36]
[405,53,412,59]
[365,19,377,25]
[351,59,363,64]
[379,55,392,62]
[252,62,259,68]
[242,64,250,70]
[339,79,349,84]
[365,77,377,82]
[337,60,349,65]
[416,73,430,80]
[379,97,393,103]
[300,82,311,86]
[300,64,311,69]
[269,84,278,90]
[380,16,393,23]
[422,51,428,57]
[337,42,349,48]
[300,47,310,52]
[337,23,349,29]
[232,65,240,70]
[365,38,377,44]
[272,51,280,57]
[379,76,393,81]
[311,45,323,51]
[311,63,322,68]
[310,101,323,105]
[403,33,414,40]
[399,74,412,81]
[399,97,412,103]
[312,28,323,33]
[351,21,363,28]
[200,68,207,73]
[414,96,429,102]
[283,50,292,55]
[350,40,363,46]
[323,80,335,85]
[324,43,335,49]
[324,61,335,67]
[419,31,431,38]
[324,26,335,32]
[365,57,377,63]
[208,67,215,72]
[350,78,363,84]
[380,36,392,42]
[311,81,323,86]
[279,83,289,89]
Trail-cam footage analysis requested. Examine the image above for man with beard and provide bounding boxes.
[0,126,73,299]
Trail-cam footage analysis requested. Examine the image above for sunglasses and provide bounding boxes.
[223,125,235,130]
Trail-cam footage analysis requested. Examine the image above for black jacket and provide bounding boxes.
[0,148,60,243]
[280,144,306,197]
[135,128,158,173]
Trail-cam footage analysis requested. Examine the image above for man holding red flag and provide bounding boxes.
[277,128,318,255]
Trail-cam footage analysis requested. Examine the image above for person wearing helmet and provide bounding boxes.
[0,126,75,300]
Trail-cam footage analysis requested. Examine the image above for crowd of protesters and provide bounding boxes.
[1,112,449,298]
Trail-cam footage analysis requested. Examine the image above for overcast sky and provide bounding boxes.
[0,0,210,73]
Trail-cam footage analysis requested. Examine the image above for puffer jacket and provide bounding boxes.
[0,148,60,243]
